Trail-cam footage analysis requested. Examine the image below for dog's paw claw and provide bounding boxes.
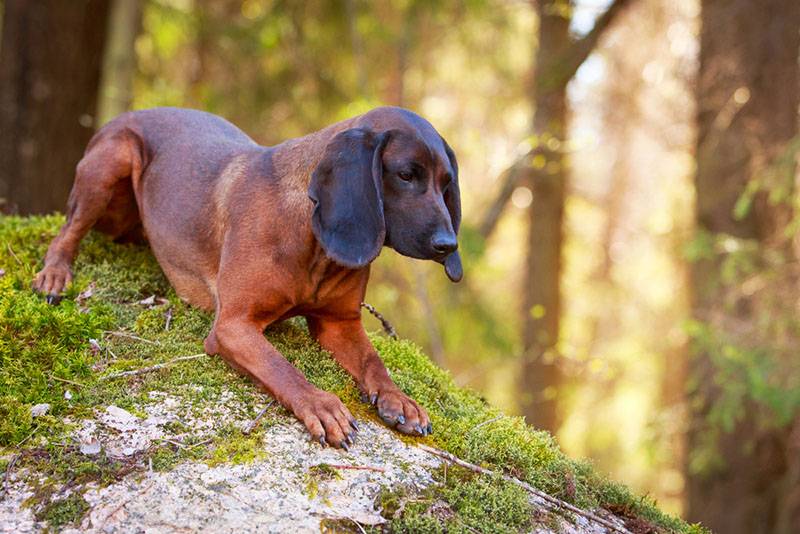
[296,389,355,450]
[367,386,430,436]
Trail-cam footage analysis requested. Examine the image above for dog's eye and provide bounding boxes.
[397,171,414,182]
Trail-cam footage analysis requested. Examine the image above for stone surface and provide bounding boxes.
[0,391,630,533]
[67,422,440,533]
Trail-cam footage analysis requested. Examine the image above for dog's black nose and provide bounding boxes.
[431,233,458,255]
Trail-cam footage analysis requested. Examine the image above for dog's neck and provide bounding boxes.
[275,119,357,180]
[265,117,370,276]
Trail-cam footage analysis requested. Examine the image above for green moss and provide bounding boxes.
[378,467,531,533]
[208,431,267,466]
[36,492,89,530]
[0,215,700,533]
[444,473,532,531]
[304,463,342,501]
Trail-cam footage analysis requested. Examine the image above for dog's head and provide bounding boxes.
[308,107,462,282]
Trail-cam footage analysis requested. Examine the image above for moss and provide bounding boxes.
[304,463,343,501]
[150,447,183,472]
[319,518,365,533]
[0,215,701,533]
[208,430,267,466]
[36,492,89,530]
[378,467,531,533]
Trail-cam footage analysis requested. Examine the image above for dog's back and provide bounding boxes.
[64,108,269,310]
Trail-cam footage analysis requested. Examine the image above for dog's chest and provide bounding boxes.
[288,254,365,314]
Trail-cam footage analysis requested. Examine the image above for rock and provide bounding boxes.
[79,438,102,456]
[0,392,638,534]
[70,421,440,533]
[0,393,445,534]
[30,403,50,417]
[104,405,137,424]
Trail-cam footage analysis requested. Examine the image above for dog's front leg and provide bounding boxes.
[206,318,358,448]
[307,316,432,436]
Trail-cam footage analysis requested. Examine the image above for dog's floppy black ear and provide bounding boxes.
[442,139,463,282]
[309,128,390,268]
[443,140,461,234]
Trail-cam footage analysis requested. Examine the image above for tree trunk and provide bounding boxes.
[518,1,570,432]
[0,0,111,215]
[688,0,800,532]
[98,0,142,125]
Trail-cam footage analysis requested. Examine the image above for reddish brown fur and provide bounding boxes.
[33,106,461,447]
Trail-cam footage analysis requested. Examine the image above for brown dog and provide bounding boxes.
[33,106,462,449]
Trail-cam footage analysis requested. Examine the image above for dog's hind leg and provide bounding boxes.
[33,132,140,303]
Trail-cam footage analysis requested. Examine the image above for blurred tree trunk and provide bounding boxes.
[688,0,800,532]
[98,0,142,125]
[517,0,634,432]
[519,0,570,432]
[0,0,111,215]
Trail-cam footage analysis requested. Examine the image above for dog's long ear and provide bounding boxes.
[309,128,391,268]
[443,139,461,234]
[441,138,463,282]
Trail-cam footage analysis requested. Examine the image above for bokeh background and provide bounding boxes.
[1,1,799,531]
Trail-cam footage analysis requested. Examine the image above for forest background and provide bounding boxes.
[1,1,799,532]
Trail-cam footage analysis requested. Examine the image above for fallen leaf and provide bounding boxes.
[76,281,96,305]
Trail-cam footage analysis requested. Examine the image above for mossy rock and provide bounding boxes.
[0,215,703,533]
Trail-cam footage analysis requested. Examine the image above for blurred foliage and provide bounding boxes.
[684,137,800,476]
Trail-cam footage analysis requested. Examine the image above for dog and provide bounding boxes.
[33,106,462,449]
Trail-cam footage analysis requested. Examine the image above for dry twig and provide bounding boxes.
[243,401,275,434]
[190,438,213,449]
[2,454,20,498]
[360,302,397,339]
[347,517,367,534]
[5,243,22,265]
[468,415,502,433]
[99,353,207,381]
[417,444,629,534]
[104,331,160,345]
[49,375,85,388]
[325,464,386,473]
[164,307,173,331]
[155,438,189,450]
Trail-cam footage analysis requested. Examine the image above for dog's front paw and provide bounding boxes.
[32,263,73,304]
[294,389,358,450]
[363,386,431,437]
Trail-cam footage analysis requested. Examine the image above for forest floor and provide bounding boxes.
[0,215,704,533]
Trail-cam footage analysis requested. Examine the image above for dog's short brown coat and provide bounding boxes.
[33,106,462,448]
